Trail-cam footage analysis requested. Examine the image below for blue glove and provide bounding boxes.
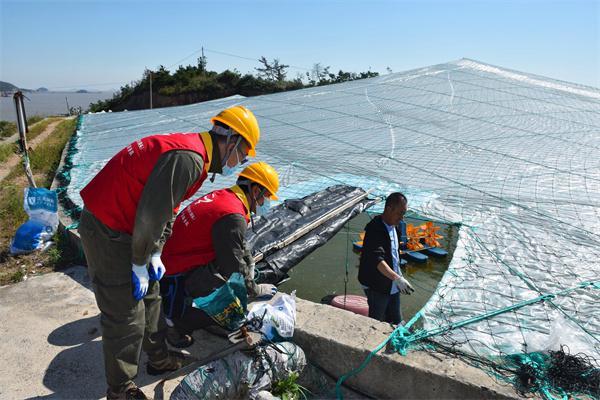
[131,263,149,300]
[148,252,166,281]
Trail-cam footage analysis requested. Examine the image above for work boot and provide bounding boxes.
[106,384,148,400]
[146,350,193,376]
[202,324,231,338]
[166,326,194,349]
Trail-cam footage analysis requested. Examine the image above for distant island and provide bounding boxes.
[0,80,38,93]
[0,80,19,92]
[0,81,105,94]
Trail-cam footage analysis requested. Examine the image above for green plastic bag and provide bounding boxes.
[192,273,248,331]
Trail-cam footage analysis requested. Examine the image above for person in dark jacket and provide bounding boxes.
[358,192,414,324]
[159,162,280,347]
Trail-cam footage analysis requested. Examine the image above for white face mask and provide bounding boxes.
[220,137,245,176]
[221,163,239,176]
[256,198,271,216]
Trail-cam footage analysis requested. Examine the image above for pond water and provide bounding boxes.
[279,212,458,321]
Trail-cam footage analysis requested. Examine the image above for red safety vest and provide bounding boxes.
[80,132,212,234]
[162,186,250,276]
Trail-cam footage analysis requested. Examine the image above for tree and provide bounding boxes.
[307,63,331,86]
[217,69,241,88]
[197,54,207,72]
[256,56,289,82]
[90,57,378,113]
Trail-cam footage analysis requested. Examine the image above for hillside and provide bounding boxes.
[89,60,379,112]
[0,81,19,91]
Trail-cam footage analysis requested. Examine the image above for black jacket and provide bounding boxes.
[358,215,402,295]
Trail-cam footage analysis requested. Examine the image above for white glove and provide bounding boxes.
[148,252,165,281]
[131,263,150,300]
[255,283,278,299]
[394,276,415,295]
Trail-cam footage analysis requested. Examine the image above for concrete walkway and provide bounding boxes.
[0,266,228,399]
[0,264,523,399]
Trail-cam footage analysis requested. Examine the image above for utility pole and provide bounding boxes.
[149,69,153,109]
[65,96,71,116]
[199,47,207,72]
[13,91,36,187]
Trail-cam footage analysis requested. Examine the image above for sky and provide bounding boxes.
[0,0,598,91]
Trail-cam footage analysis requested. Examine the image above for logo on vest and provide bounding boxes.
[126,140,144,157]
[180,207,198,228]
[196,193,215,204]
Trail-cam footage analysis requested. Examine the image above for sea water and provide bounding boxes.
[0,91,114,122]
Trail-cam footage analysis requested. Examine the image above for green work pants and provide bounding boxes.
[78,208,168,392]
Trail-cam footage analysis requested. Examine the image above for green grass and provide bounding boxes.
[0,117,79,285]
[3,118,76,184]
[27,115,44,126]
[0,120,17,138]
[0,117,62,163]
[0,116,44,139]
[30,118,77,186]
[0,141,18,163]
[9,269,25,283]
[272,373,309,400]
[0,183,29,236]
[27,117,61,141]
[48,231,83,269]
[0,118,76,232]
[46,242,61,265]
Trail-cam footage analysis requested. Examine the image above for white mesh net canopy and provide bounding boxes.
[63,59,599,367]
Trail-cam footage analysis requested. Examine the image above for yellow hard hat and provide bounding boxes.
[210,105,260,157]
[239,162,279,200]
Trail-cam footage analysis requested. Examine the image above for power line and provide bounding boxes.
[203,47,312,71]
[166,48,205,69]
[165,46,311,71]
[205,47,259,63]
[31,46,313,91]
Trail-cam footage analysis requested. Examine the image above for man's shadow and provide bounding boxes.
[30,315,105,400]
[31,266,175,399]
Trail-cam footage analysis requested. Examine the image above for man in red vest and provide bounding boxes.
[159,162,280,347]
[78,106,261,400]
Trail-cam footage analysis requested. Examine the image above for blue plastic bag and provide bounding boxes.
[10,220,53,254]
[192,273,248,331]
[10,188,58,255]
